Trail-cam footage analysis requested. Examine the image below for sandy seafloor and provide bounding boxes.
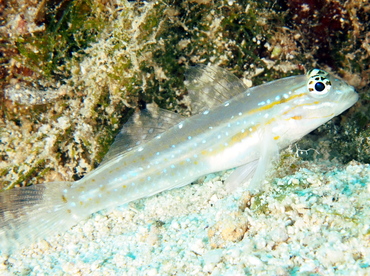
[0,159,369,275]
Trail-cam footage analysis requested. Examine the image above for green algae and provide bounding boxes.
[250,193,269,215]
[13,0,109,81]
[5,159,47,190]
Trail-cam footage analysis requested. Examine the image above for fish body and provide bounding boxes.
[0,66,358,253]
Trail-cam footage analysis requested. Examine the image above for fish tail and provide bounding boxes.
[0,181,78,254]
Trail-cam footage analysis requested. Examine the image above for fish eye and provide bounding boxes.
[307,69,331,97]
[315,81,325,92]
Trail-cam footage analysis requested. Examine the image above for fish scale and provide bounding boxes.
[0,65,358,253]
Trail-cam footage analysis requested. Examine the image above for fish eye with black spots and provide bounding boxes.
[307,69,332,97]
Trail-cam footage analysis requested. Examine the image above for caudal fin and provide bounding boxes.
[0,182,79,254]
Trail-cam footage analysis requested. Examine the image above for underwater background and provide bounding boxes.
[0,0,369,274]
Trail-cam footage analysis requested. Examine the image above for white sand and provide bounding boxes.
[0,160,369,275]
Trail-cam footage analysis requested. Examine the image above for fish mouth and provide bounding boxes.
[339,88,359,113]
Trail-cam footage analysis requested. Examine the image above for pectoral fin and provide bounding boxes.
[225,127,279,193]
[225,160,259,192]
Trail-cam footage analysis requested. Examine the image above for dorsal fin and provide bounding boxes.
[101,105,185,164]
[184,65,248,114]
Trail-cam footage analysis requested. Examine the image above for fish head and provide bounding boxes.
[275,69,358,144]
[305,69,358,116]
[282,69,358,129]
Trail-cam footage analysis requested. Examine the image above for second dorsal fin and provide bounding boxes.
[101,105,185,164]
[184,65,248,114]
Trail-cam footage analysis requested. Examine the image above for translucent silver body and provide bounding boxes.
[0,66,358,253]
